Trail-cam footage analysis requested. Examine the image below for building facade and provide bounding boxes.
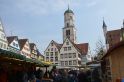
[0,20,8,50]
[37,49,44,61]
[19,39,31,58]
[44,40,61,65]
[7,36,20,53]
[30,43,38,59]
[103,20,124,50]
[101,41,124,82]
[44,7,90,68]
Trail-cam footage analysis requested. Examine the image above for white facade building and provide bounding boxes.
[0,20,8,50]
[19,39,31,58]
[44,40,61,65]
[59,38,81,67]
[44,7,91,68]
[7,36,20,53]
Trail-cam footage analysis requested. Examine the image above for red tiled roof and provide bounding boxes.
[65,38,89,55]
[106,29,121,47]
[7,36,18,44]
[76,43,88,54]
[18,39,28,50]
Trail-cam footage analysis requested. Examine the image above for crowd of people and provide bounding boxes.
[48,68,92,82]
[47,66,101,82]
[0,65,101,82]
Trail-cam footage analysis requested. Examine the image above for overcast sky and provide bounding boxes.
[0,0,124,54]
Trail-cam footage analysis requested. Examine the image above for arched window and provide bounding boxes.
[67,23,69,27]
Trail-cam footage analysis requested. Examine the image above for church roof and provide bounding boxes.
[103,20,107,28]
[64,7,74,14]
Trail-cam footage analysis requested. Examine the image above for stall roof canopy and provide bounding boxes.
[0,49,50,67]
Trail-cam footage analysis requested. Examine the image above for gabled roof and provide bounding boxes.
[7,36,18,44]
[76,43,88,54]
[62,37,88,55]
[30,43,36,50]
[37,49,44,58]
[45,40,62,52]
[18,39,28,50]
[52,40,62,51]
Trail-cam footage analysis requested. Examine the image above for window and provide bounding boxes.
[78,54,81,58]
[46,57,49,62]
[66,30,70,36]
[50,57,53,62]
[69,61,72,65]
[65,61,68,66]
[48,49,50,51]
[64,53,67,58]
[16,44,18,47]
[60,54,63,59]
[55,48,56,51]
[51,48,53,51]
[46,52,49,56]
[55,52,58,57]
[68,47,71,50]
[64,47,67,51]
[73,53,76,58]
[55,57,58,61]
[69,53,72,58]
[1,34,5,39]
[13,42,16,46]
[73,60,77,65]
[61,61,64,66]
[46,57,49,59]
[66,42,69,45]
[67,23,69,27]
[50,52,53,56]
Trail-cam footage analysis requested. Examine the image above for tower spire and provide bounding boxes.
[103,18,107,28]
[68,4,69,10]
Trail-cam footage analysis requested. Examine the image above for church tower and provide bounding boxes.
[102,19,109,50]
[63,7,77,43]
